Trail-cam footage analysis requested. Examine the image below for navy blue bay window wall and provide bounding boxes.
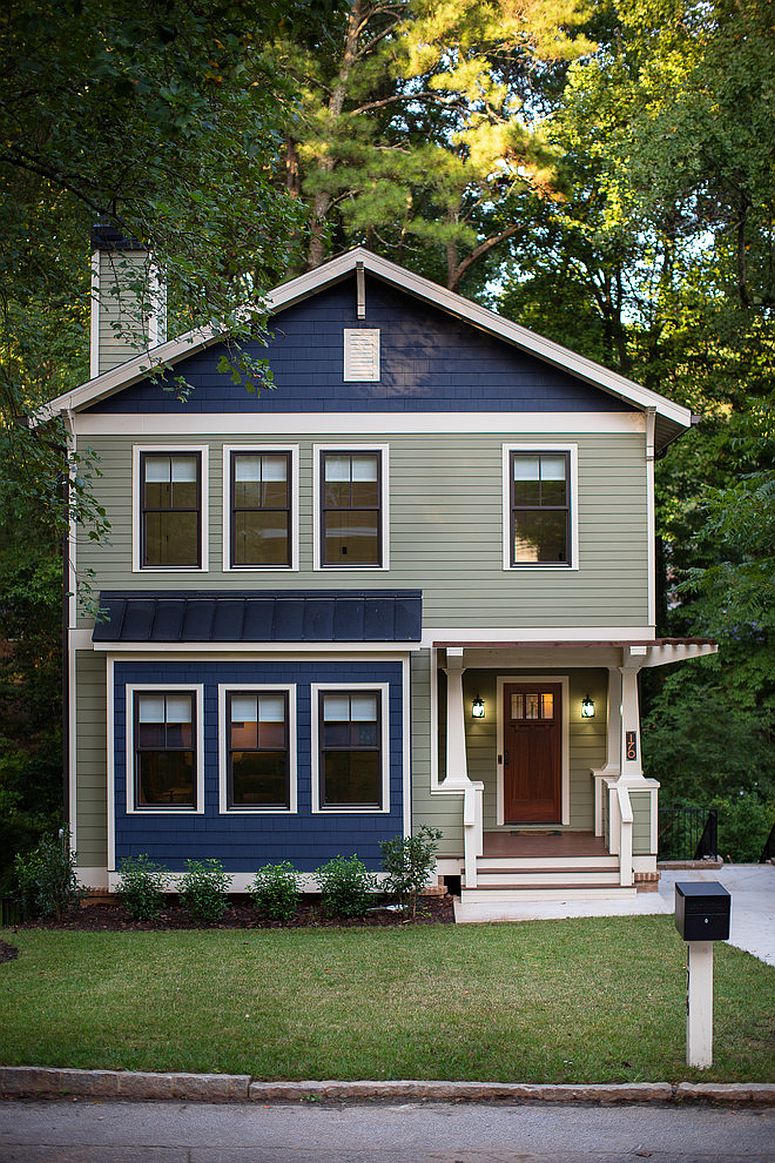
[112,659,405,872]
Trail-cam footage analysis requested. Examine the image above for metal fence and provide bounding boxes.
[658,807,719,861]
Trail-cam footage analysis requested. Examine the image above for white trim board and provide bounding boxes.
[43,248,691,436]
[93,641,421,655]
[421,627,655,646]
[72,411,647,438]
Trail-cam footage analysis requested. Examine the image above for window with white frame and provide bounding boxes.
[315,447,388,569]
[226,448,296,569]
[132,690,198,809]
[135,447,207,570]
[312,686,389,812]
[221,688,295,812]
[503,445,578,568]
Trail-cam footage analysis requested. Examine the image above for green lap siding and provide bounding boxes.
[74,650,107,868]
[75,430,649,630]
[631,789,655,855]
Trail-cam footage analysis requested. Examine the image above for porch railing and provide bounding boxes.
[658,807,719,861]
[462,781,484,888]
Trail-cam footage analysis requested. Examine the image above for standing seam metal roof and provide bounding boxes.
[92,591,423,643]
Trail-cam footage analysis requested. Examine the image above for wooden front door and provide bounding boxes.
[503,683,562,823]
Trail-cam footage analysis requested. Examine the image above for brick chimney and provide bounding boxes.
[90,223,167,378]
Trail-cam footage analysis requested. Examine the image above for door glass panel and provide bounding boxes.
[541,692,554,719]
[525,693,540,719]
[510,693,524,720]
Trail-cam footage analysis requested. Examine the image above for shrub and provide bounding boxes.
[315,854,376,918]
[13,826,84,920]
[711,795,775,863]
[250,861,301,922]
[380,826,443,917]
[179,858,230,924]
[116,854,168,920]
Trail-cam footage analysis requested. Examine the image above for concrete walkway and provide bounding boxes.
[454,864,775,966]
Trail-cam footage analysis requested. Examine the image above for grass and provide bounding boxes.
[1,916,773,1083]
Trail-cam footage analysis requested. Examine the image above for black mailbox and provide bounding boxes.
[675,882,731,942]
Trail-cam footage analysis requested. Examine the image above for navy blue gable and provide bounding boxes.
[85,275,634,414]
[93,590,423,643]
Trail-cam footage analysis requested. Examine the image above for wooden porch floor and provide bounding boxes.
[481,830,609,858]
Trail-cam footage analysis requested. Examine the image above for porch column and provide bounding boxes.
[442,648,470,788]
[619,650,645,779]
[593,667,622,836]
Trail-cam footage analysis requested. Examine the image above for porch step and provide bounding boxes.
[474,856,620,873]
[468,867,622,888]
[460,884,637,904]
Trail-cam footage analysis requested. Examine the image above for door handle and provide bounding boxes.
[504,750,510,766]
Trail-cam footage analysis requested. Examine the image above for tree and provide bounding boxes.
[0,0,303,881]
[273,0,594,288]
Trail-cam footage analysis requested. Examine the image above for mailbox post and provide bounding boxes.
[675,882,731,1069]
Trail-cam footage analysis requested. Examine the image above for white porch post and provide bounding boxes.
[442,648,484,887]
[443,648,469,788]
[620,651,645,779]
[594,667,623,837]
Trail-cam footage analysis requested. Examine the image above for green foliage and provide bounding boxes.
[250,861,301,922]
[711,796,775,865]
[380,826,442,917]
[116,855,169,921]
[13,826,84,920]
[314,854,376,918]
[179,859,231,925]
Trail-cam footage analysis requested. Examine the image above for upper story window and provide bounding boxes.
[131,689,201,811]
[134,446,208,571]
[225,447,296,570]
[315,446,389,569]
[503,445,578,569]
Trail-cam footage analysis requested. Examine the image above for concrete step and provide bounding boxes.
[468,868,622,887]
[471,855,620,872]
[460,884,637,904]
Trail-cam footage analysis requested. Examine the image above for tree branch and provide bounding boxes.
[449,224,524,290]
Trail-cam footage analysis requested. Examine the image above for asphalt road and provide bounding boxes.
[0,1099,773,1162]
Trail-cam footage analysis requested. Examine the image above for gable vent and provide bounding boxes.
[344,328,380,382]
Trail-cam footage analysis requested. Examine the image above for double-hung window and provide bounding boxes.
[312,685,389,812]
[315,447,388,568]
[504,446,577,568]
[135,447,207,570]
[131,689,201,811]
[220,687,295,812]
[225,447,296,570]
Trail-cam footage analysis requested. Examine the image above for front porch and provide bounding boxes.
[432,637,717,903]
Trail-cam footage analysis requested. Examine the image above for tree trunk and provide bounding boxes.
[307,0,363,269]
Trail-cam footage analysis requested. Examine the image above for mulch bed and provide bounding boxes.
[9,894,454,932]
[0,939,19,963]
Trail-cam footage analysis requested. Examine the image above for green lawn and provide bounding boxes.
[1,916,773,1083]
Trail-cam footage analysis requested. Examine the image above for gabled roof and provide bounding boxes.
[43,247,691,445]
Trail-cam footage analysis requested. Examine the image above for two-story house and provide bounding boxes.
[46,238,716,906]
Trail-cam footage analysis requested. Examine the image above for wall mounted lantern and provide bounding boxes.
[472,695,486,719]
[581,695,596,719]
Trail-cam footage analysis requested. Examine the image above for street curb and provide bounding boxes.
[1,1068,773,1106]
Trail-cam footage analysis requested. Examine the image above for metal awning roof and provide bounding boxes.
[93,590,423,644]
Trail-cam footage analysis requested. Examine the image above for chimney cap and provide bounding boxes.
[91,222,145,252]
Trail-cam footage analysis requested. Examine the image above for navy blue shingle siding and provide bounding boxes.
[85,275,634,414]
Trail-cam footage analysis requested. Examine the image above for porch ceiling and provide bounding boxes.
[434,638,717,669]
